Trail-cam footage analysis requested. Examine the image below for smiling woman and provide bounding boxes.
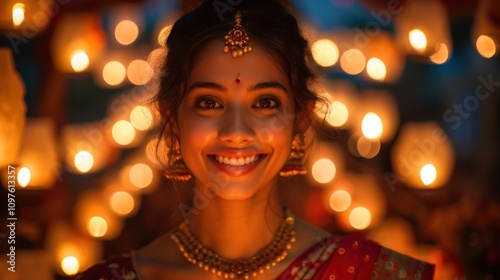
[73,0,435,279]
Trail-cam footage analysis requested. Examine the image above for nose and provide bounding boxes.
[219,106,255,144]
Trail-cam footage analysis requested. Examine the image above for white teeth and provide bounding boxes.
[215,155,259,166]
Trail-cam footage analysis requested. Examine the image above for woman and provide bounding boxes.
[74,0,435,279]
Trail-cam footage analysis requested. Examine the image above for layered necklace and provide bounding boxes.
[171,209,296,279]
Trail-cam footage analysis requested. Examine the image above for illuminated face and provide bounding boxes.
[177,41,296,200]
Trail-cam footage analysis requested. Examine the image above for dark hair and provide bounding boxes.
[154,0,320,168]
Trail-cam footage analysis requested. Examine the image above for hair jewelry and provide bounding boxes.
[224,11,252,57]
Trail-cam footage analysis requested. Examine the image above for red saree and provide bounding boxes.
[73,234,435,280]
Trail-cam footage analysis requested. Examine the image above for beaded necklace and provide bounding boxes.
[170,210,296,279]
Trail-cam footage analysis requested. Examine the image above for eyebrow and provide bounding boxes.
[247,81,289,95]
[187,81,226,94]
[187,81,289,95]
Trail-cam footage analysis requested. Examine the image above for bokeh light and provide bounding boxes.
[476,35,496,58]
[102,61,126,86]
[130,105,153,131]
[409,29,427,53]
[12,3,25,26]
[361,112,383,139]
[327,101,349,127]
[71,50,90,72]
[87,216,108,238]
[74,151,94,173]
[112,120,136,146]
[340,49,366,75]
[311,158,336,184]
[129,163,153,189]
[420,163,437,186]
[127,59,153,85]
[366,57,386,81]
[158,25,173,46]
[61,256,80,275]
[329,190,351,212]
[110,191,135,216]
[311,39,339,67]
[356,136,381,159]
[115,20,139,45]
[17,167,31,187]
[430,43,449,64]
[349,207,372,230]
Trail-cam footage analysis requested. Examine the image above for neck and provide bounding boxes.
[187,184,285,259]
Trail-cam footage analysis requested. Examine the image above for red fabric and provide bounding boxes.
[73,235,435,279]
[278,235,435,280]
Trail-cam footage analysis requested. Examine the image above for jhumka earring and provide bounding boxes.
[280,133,307,177]
[224,10,252,57]
[163,140,192,181]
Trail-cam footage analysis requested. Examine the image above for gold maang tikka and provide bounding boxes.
[224,11,252,57]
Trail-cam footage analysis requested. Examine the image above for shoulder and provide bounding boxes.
[72,253,138,280]
[282,234,435,280]
[320,235,435,280]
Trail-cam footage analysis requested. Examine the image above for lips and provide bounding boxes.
[207,153,266,176]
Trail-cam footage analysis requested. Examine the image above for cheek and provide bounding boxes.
[178,116,214,149]
[255,116,295,151]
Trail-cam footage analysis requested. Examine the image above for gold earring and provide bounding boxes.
[280,133,307,177]
[164,140,192,181]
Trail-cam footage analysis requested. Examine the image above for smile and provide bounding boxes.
[214,155,261,166]
[207,153,266,176]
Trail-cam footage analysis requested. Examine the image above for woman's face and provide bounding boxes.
[177,41,296,200]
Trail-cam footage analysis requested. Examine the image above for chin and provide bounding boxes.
[211,184,262,201]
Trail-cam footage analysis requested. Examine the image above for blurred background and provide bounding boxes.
[0,0,499,279]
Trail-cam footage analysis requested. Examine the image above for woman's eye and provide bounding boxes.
[254,97,280,109]
[195,97,222,109]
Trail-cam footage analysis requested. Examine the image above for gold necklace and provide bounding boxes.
[170,209,296,279]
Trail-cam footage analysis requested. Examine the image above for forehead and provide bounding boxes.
[188,41,289,86]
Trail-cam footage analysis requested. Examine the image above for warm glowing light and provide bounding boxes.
[327,101,349,127]
[361,112,383,139]
[70,50,90,72]
[409,29,427,53]
[356,136,381,159]
[74,151,94,173]
[102,61,126,86]
[61,256,80,275]
[12,3,25,26]
[311,39,339,67]
[130,105,153,130]
[158,25,173,46]
[340,49,366,75]
[145,138,161,165]
[476,35,496,58]
[110,191,135,215]
[311,158,336,184]
[87,216,108,237]
[111,120,136,146]
[115,20,139,45]
[127,60,153,85]
[349,207,372,230]
[420,164,437,186]
[329,190,351,212]
[430,43,449,64]
[17,167,31,187]
[366,58,386,81]
[147,48,167,72]
[129,163,153,189]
